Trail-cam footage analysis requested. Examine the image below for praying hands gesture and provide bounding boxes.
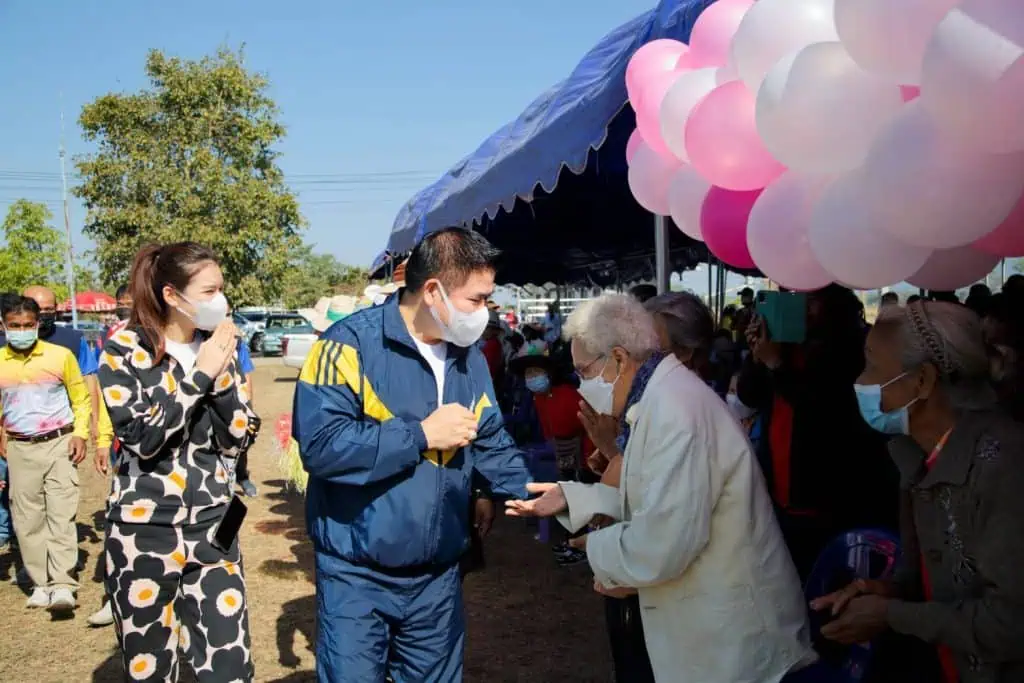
[578,401,620,459]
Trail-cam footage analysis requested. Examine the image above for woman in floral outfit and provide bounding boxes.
[99,242,259,682]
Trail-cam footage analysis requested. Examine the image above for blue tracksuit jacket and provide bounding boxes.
[293,294,531,569]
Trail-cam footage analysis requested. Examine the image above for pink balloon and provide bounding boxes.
[900,85,921,102]
[633,70,683,159]
[686,81,785,191]
[972,191,1024,257]
[747,173,833,291]
[628,141,682,215]
[668,165,712,241]
[626,40,689,107]
[808,172,933,289]
[688,0,755,68]
[701,186,761,269]
[625,129,643,165]
[908,246,1001,291]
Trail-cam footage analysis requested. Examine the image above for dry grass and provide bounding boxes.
[0,362,611,682]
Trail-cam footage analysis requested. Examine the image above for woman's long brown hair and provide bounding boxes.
[127,242,218,363]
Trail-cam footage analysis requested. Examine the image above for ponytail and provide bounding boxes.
[126,241,219,364]
[128,244,169,361]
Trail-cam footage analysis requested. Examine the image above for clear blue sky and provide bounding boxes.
[0,0,654,269]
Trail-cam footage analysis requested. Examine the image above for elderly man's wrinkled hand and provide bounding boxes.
[600,455,623,488]
[578,401,620,457]
[594,578,636,599]
[504,482,567,518]
[587,449,609,475]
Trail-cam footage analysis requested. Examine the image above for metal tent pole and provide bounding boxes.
[654,214,670,294]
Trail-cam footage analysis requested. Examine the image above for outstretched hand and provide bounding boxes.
[504,482,567,518]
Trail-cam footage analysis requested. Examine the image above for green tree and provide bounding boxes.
[279,244,369,308]
[0,200,71,296]
[74,46,304,305]
[72,258,107,294]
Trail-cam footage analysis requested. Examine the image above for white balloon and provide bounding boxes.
[808,172,933,289]
[908,246,1001,291]
[715,62,739,86]
[834,0,958,85]
[860,101,1024,248]
[920,0,1024,153]
[747,172,834,290]
[659,68,719,163]
[667,165,712,240]
[728,0,838,93]
[756,42,904,174]
[628,142,682,216]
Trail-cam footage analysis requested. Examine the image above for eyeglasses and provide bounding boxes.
[574,355,605,377]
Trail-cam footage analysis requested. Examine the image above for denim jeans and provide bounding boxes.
[0,457,11,543]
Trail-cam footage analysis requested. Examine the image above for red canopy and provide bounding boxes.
[59,291,116,313]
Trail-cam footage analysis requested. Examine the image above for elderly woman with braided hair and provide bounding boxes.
[813,301,1024,682]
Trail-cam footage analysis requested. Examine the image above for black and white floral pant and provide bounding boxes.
[105,518,253,682]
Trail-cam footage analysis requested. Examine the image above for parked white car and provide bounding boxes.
[282,331,318,369]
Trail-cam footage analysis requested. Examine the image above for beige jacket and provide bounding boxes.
[558,356,816,683]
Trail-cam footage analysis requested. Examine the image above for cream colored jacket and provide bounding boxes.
[558,356,817,683]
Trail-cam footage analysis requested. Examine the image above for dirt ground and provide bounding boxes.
[0,361,612,682]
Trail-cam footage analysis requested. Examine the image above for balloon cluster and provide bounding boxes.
[626,0,1024,291]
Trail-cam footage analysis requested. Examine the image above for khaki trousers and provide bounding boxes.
[6,434,80,590]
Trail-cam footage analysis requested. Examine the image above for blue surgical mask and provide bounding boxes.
[854,373,917,435]
[6,327,39,351]
[526,373,551,394]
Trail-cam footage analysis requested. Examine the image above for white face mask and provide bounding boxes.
[726,393,756,421]
[177,291,228,331]
[578,359,619,416]
[430,283,489,348]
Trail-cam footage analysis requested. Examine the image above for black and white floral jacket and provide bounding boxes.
[98,327,260,527]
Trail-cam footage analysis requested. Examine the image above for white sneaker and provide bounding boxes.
[48,587,76,612]
[87,601,114,627]
[26,587,51,609]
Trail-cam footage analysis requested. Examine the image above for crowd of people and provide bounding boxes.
[2,227,1024,682]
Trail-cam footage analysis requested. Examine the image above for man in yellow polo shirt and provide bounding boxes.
[0,295,90,612]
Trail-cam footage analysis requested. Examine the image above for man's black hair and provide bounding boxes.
[404,227,501,293]
[115,284,130,300]
[880,291,899,303]
[629,284,658,303]
[0,292,18,313]
[1,295,41,321]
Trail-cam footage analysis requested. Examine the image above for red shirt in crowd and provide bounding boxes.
[532,384,594,464]
[481,337,504,387]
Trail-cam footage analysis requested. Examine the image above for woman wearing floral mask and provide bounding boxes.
[98,242,260,682]
[814,301,1024,683]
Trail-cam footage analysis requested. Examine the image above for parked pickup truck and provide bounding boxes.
[282,331,319,369]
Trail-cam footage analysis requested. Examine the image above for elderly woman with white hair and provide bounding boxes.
[813,301,1024,682]
[507,294,816,683]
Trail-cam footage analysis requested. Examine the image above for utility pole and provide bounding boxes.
[59,93,78,328]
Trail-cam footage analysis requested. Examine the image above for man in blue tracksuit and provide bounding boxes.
[293,227,532,682]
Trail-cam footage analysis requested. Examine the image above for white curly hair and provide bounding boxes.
[563,293,660,360]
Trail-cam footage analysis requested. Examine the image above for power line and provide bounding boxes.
[0,168,439,181]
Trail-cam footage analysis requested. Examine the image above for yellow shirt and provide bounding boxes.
[0,340,92,439]
[96,396,115,449]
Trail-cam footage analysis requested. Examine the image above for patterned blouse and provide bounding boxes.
[98,328,260,527]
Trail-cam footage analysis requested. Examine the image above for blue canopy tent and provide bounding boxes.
[374,0,744,288]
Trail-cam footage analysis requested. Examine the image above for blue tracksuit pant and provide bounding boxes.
[315,552,464,683]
